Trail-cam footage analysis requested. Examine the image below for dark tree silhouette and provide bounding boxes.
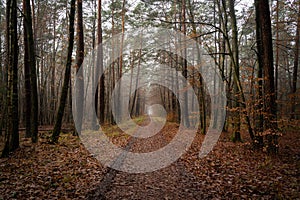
[23,0,38,142]
[74,0,84,135]
[51,0,76,143]
[256,0,278,154]
[2,0,19,157]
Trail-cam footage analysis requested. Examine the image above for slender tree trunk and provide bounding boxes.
[0,4,1,73]
[75,0,84,134]
[0,1,6,137]
[218,0,228,132]
[51,0,76,143]
[212,0,218,131]
[2,0,19,157]
[23,0,38,143]
[221,0,254,141]
[98,0,105,124]
[0,2,3,136]
[23,0,31,138]
[181,0,190,128]
[254,0,264,149]
[10,0,19,151]
[229,0,241,142]
[131,48,142,117]
[291,2,300,119]
[275,0,280,105]
[128,51,134,116]
[110,0,116,124]
[258,0,278,154]
[51,3,57,125]
[115,0,126,121]
[0,2,2,87]
[187,0,206,133]
[69,76,73,124]
[91,0,98,129]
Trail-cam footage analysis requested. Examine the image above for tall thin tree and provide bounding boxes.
[229,0,241,142]
[75,0,84,134]
[291,2,300,119]
[98,0,105,124]
[51,0,76,143]
[0,1,5,136]
[2,0,19,157]
[257,0,278,154]
[23,0,38,143]
[181,0,190,128]
[254,0,264,149]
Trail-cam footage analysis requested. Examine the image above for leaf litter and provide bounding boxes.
[0,125,299,199]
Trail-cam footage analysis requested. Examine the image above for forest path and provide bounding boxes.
[85,120,300,200]
[87,121,207,200]
[0,122,298,199]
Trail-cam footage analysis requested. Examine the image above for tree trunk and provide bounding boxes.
[187,0,206,133]
[221,0,254,141]
[91,0,97,129]
[254,0,264,149]
[51,0,76,143]
[2,0,19,157]
[23,0,38,143]
[258,0,278,154]
[229,0,241,142]
[131,47,142,117]
[112,0,126,122]
[23,0,31,138]
[181,0,190,128]
[75,0,84,134]
[275,0,280,106]
[218,0,228,132]
[0,1,4,136]
[98,0,105,124]
[50,3,57,125]
[291,2,300,119]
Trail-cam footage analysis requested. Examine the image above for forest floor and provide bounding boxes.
[0,119,299,199]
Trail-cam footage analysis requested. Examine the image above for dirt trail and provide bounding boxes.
[86,121,300,199]
[87,122,208,200]
[1,122,298,199]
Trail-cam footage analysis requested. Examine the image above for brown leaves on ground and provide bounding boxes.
[182,130,299,199]
[0,133,105,199]
[0,124,299,199]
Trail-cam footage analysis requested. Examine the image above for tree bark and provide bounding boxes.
[229,0,241,142]
[0,2,4,136]
[75,0,84,134]
[257,0,278,154]
[51,0,76,143]
[181,0,190,128]
[291,2,300,119]
[23,0,38,143]
[220,0,254,141]
[2,0,19,157]
[187,0,206,133]
[98,0,105,124]
[254,0,264,149]
[23,0,32,139]
[50,3,57,125]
